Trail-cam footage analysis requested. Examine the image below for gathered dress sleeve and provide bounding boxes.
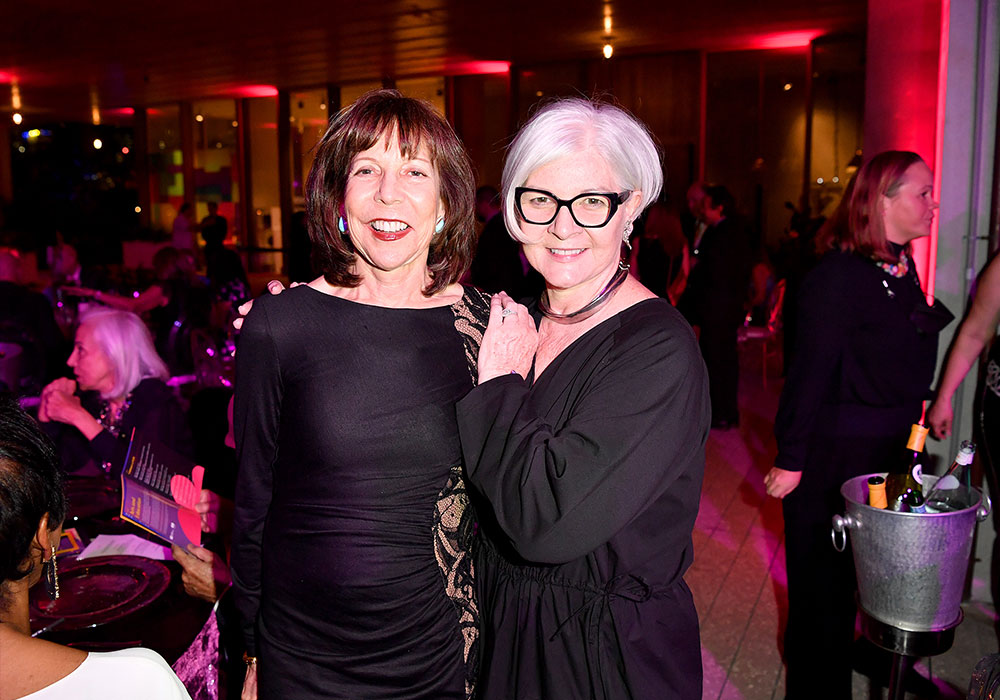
[456,313,709,564]
[231,299,282,655]
[773,258,854,471]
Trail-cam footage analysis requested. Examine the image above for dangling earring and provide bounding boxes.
[435,218,445,234]
[337,216,347,233]
[44,546,60,600]
[623,220,634,251]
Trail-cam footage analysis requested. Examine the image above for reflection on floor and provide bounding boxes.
[689,364,998,700]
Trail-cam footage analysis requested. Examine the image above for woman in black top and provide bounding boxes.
[457,98,709,700]
[38,307,192,476]
[765,151,952,697]
[232,90,487,700]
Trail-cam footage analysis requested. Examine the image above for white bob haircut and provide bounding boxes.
[502,98,663,242]
[77,308,169,399]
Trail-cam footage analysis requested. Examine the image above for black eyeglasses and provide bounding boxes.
[514,187,632,228]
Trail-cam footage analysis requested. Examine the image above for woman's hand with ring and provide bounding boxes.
[477,292,537,383]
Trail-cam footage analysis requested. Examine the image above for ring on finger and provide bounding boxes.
[501,308,517,317]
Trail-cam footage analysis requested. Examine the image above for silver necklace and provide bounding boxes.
[538,261,630,324]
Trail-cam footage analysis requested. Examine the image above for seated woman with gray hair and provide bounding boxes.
[38,307,193,476]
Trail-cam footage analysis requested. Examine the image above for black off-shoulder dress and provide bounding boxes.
[232,285,488,699]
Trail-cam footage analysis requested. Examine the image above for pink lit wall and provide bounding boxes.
[863,0,946,295]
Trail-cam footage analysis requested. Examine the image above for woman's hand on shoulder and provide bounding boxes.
[232,280,302,330]
[477,292,538,383]
[765,467,802,499]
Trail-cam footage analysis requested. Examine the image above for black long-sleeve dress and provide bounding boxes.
[457,298,710,700]
[232,285,488,700]
[773,246,948,697]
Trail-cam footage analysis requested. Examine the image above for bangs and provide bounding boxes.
[342,101,439,166]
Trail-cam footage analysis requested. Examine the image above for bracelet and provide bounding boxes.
[243,652,257,668]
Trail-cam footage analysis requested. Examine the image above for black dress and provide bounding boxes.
[773,247,946,697]
[232,285,488,700]
[457,299,710,700]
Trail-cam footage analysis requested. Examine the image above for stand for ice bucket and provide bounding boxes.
[858,602,960,700]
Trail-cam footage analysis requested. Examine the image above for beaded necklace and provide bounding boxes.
[98,393,133,437]
[875,250,910,279]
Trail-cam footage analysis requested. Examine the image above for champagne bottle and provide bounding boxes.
[867,476,888,509]
[886,423,928,502]
[925,440,976,512]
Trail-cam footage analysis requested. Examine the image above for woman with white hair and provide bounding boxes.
[458,98,709,699]
[38,308,192,476]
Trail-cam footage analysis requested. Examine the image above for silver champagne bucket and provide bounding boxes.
[831,473,991,632]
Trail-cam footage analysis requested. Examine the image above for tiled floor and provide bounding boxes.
[689,353,998,699]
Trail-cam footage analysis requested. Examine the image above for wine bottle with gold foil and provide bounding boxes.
[886,423,928,503]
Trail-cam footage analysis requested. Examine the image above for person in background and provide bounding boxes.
[37,307,192,477]
[0,394,192,700]
[0,249,64,394]
[677,184,753,429]
[632,195,689,303]
[200,203,228,249]
[927,250,1000,638]
[468,184,542,300]
[765,150,952,697]
[65,246,210,373]
[173,203,197,254]
[458,98,709,699]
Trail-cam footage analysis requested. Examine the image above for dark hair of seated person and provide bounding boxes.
[0,393,66,608]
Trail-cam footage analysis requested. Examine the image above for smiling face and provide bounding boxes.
[342,131,445,282]
[519,150,641,304]
[67,321,115,395]
[882,161,937,245]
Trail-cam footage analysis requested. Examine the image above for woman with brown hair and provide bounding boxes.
[231,90,488,699]
[765,151,952,696]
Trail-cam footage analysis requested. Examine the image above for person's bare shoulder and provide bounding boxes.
[0,627,87,700]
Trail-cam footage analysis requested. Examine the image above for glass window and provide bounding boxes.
[340,81,383,108]
[397,77,445,114]
[246,96,282,274]
[289,88,329,207]
[192,99,239,248]
[146,104,183,235]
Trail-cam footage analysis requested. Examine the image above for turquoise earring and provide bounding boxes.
[435,218,445,234]
[338,216,347,233]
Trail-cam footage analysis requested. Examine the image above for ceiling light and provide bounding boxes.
[93,138,103,150]
[134,206,142,213]
[603,43,614,59]
[783,83,793,91]
[12,112,22,125]
[195,114,204,122]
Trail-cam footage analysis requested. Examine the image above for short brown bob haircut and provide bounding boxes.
[846,150,925,263]
[305,89,477,296]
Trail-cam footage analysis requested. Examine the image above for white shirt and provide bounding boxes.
[19,647,192,700]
